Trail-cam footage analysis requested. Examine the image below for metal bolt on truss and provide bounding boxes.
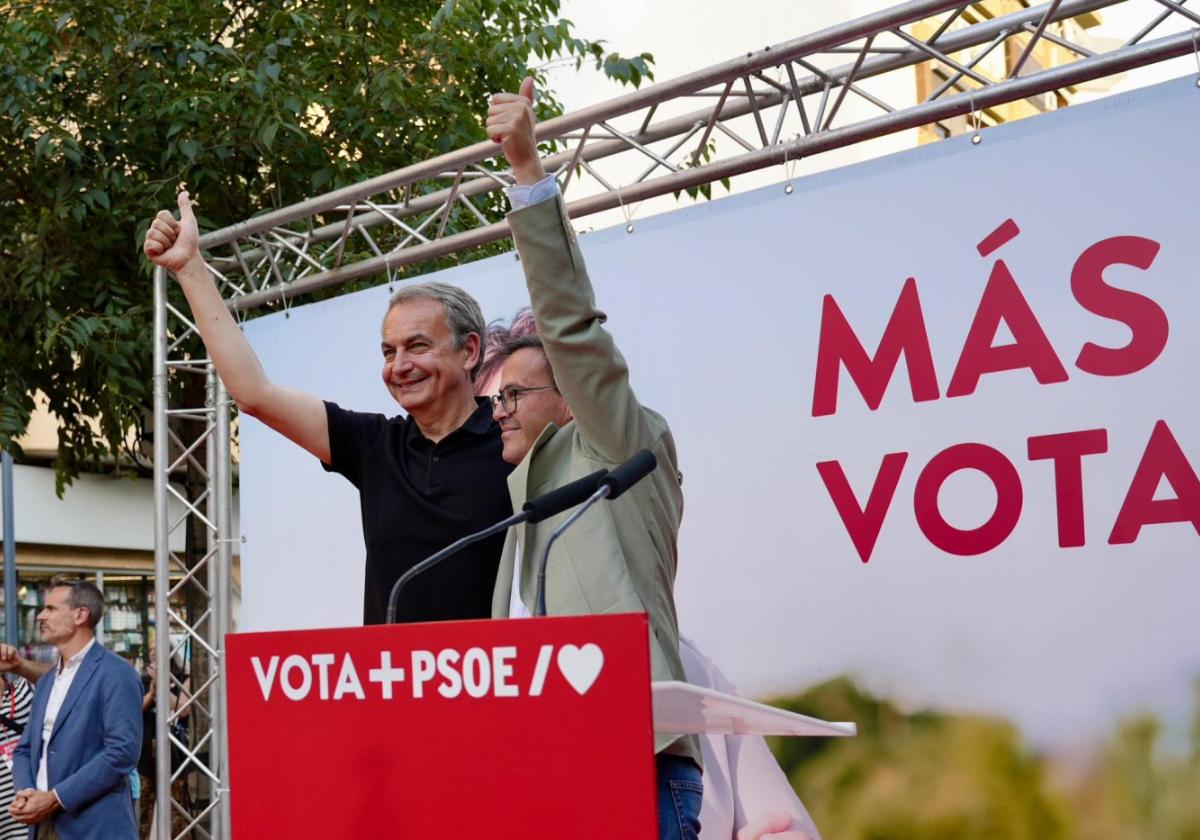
[152,1,1198,835]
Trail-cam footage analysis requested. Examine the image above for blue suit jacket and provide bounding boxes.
[11,641,141,840]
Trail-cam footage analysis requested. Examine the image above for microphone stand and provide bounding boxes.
[385,469,609,624]
[533,486,610,617]
[531,450,657,617]
[385,511,525,624]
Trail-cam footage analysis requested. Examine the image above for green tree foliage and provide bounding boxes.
[0,0,653,492]
[1061,688,1200,840]
[767,678,1068,839]
[765,677,1200,839]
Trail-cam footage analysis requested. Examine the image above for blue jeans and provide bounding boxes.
[656,754,702,840]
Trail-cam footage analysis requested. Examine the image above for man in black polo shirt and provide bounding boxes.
[144,191,513,624]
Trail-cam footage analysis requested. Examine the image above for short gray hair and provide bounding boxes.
[50,574,105,629]
[385,282,486,380]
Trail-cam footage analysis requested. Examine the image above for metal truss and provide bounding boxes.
[190,0,1200,312]
[153,266,233,839]
[152,1,1198,836]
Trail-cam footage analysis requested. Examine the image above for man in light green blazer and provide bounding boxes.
[486,80,703,840]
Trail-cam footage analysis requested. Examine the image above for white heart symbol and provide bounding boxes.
[556,644,604,695]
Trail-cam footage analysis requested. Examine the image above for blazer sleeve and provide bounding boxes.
[11,717,34,791]
[53,659,143,814]
[10,673,50,791]
[507,194,656,463]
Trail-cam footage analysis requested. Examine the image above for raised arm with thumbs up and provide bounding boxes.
[486,77,547,186]
[479,79,705,840]
[142,191,330,462]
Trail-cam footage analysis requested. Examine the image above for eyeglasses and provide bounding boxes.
[490,385,555,413]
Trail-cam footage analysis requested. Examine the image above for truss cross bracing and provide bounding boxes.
[190,0,1200,312]
[152,1,1199,835]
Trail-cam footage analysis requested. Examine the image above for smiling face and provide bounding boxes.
[38,586,87,647]
[492,347,573,465]
[380,297,479,419]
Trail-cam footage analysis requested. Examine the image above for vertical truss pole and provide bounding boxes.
[154,263,228,840]
[2,449,14,646]
[152,265,172,840]
[213,376,233,840]
[197,366,217,840]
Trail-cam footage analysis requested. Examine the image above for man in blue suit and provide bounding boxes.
[10,577,141,839]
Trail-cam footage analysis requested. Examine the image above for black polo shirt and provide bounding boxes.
[322,398,514,625]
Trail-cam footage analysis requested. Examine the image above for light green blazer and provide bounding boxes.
[491,194,700,765]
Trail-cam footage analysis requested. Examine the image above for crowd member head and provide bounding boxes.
[380,282,485,420]
[490,333,573,466]
[38,576,104,651]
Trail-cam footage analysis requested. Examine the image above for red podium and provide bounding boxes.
[226,613,658,838]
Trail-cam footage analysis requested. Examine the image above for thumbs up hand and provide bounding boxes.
[487,77,547,185]
[144,190,203,275]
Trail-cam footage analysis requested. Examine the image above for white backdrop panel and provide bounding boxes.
[241,77,1200,743]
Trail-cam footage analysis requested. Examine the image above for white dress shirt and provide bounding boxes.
[508,540,532,619]
[505,173,558,210]
[37,637,96,794]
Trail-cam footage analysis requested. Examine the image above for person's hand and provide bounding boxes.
[0,643,20,672]
[487,77,546,185]
[9,789,59,825]
[144,190,202,275]
[737,811,813,840]
[0,646,50,683]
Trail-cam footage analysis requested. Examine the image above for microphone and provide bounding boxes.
[385,469,608,623]
[597,449,657,500]
[524,469,610,523]
[534,449,658,616]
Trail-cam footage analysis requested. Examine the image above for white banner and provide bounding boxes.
[242,77,1200,744]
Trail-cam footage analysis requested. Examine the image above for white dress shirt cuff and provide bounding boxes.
[505,174,558,211]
